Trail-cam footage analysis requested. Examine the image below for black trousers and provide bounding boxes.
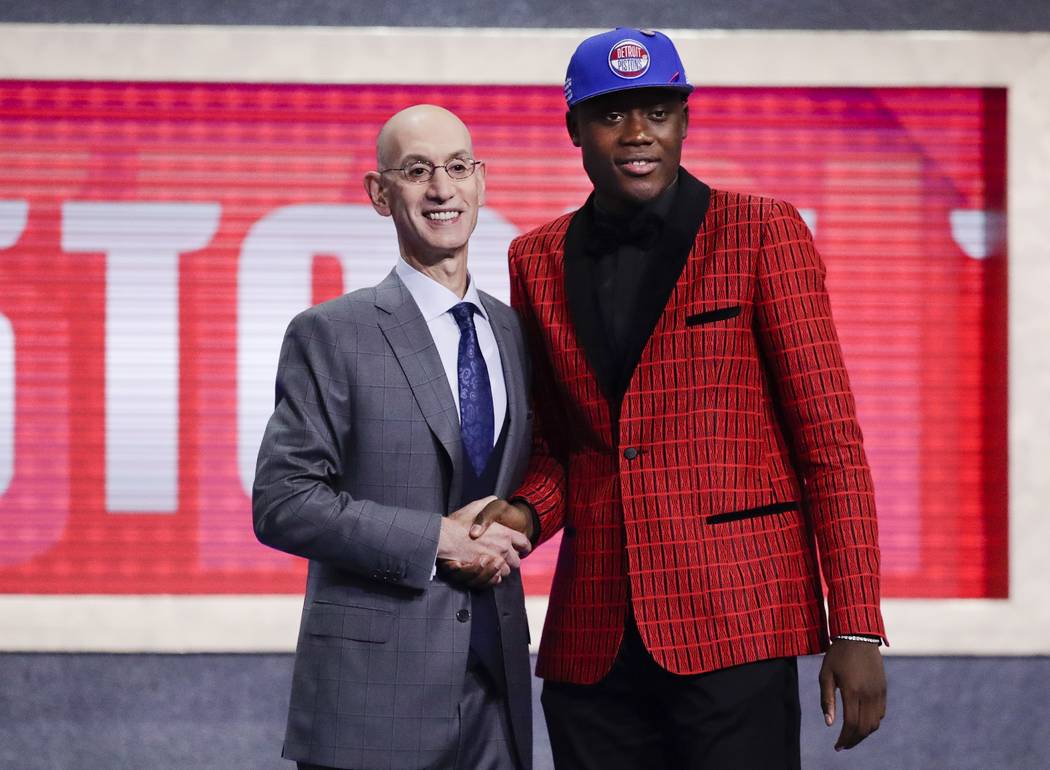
[541,617,802,770]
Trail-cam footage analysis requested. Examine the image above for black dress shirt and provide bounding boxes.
[589,178,679,386]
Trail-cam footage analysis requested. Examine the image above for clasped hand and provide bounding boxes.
[437,497,533,588]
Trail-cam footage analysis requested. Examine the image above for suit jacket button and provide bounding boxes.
[456,609,471,622]
[623,447,639,460]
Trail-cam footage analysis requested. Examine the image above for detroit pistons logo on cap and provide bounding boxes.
[608,38,650,79]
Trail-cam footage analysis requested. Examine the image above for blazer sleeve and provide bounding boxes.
[753,200,888,644]
[251,308,442,591]
[507,239,568,546]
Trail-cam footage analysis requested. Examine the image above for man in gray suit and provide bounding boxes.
[253,104,535,770]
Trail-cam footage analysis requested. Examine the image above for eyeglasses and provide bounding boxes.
[379,158,483,184]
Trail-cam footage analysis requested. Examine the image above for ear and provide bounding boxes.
[565,109,582,148]
[681,100,689,140]
[364,171,391,217]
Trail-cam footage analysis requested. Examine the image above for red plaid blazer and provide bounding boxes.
[511,181,886,685]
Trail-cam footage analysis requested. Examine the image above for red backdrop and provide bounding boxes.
[0,82,1007,597]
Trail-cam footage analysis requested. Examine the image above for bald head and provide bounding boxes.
[376,104,474,170]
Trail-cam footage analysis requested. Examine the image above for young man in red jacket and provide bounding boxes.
[466,27,888,769]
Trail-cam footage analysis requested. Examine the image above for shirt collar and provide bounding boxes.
[395,258,488,323]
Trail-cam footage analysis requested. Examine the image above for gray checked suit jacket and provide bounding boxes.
[253,269,533,770]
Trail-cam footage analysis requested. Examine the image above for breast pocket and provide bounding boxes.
[683,301,759,391]
[685,304,742,326]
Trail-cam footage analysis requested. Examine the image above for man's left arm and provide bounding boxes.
[753,199,887,749]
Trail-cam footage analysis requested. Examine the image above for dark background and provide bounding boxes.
[0,0,1048,30]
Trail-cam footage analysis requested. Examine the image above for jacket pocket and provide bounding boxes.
[685,305,742,326]
[307,600,393,643]
[705,501,798,525]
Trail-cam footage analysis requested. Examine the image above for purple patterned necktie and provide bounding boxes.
[450,302,494,476]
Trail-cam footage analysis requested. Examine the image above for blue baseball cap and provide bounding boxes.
[564,28,694,107]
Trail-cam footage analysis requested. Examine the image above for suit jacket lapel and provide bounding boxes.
[374,269,464,510]
[480,293,526,499]
[479,296,531,676]
[563,197,618,402]
[614,170,711,401]
[563,172,711,405]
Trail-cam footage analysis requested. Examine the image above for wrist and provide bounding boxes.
[511,503,534,540]
[508,496,539,544]
[436,517,463,560]
[833,634,883,646]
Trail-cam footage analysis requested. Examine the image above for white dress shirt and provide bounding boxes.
[395,258,507,444]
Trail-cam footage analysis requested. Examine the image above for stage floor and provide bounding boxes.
[1,654,1047,769]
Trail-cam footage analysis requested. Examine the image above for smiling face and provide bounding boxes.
[567,88,688,215]
[364,105,485,271]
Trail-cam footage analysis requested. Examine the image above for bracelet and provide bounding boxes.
[834,634,883,646]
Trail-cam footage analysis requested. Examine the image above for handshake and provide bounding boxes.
[436,497,534,588]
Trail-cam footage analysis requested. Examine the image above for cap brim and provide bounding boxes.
[568,82,694,107]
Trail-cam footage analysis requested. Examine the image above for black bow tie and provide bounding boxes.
[587,211,663,257]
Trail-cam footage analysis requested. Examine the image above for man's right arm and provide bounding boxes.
[252,310,441,590]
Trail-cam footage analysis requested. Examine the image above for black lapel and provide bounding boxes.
[563,196,619,401]
[611,170,711,402]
